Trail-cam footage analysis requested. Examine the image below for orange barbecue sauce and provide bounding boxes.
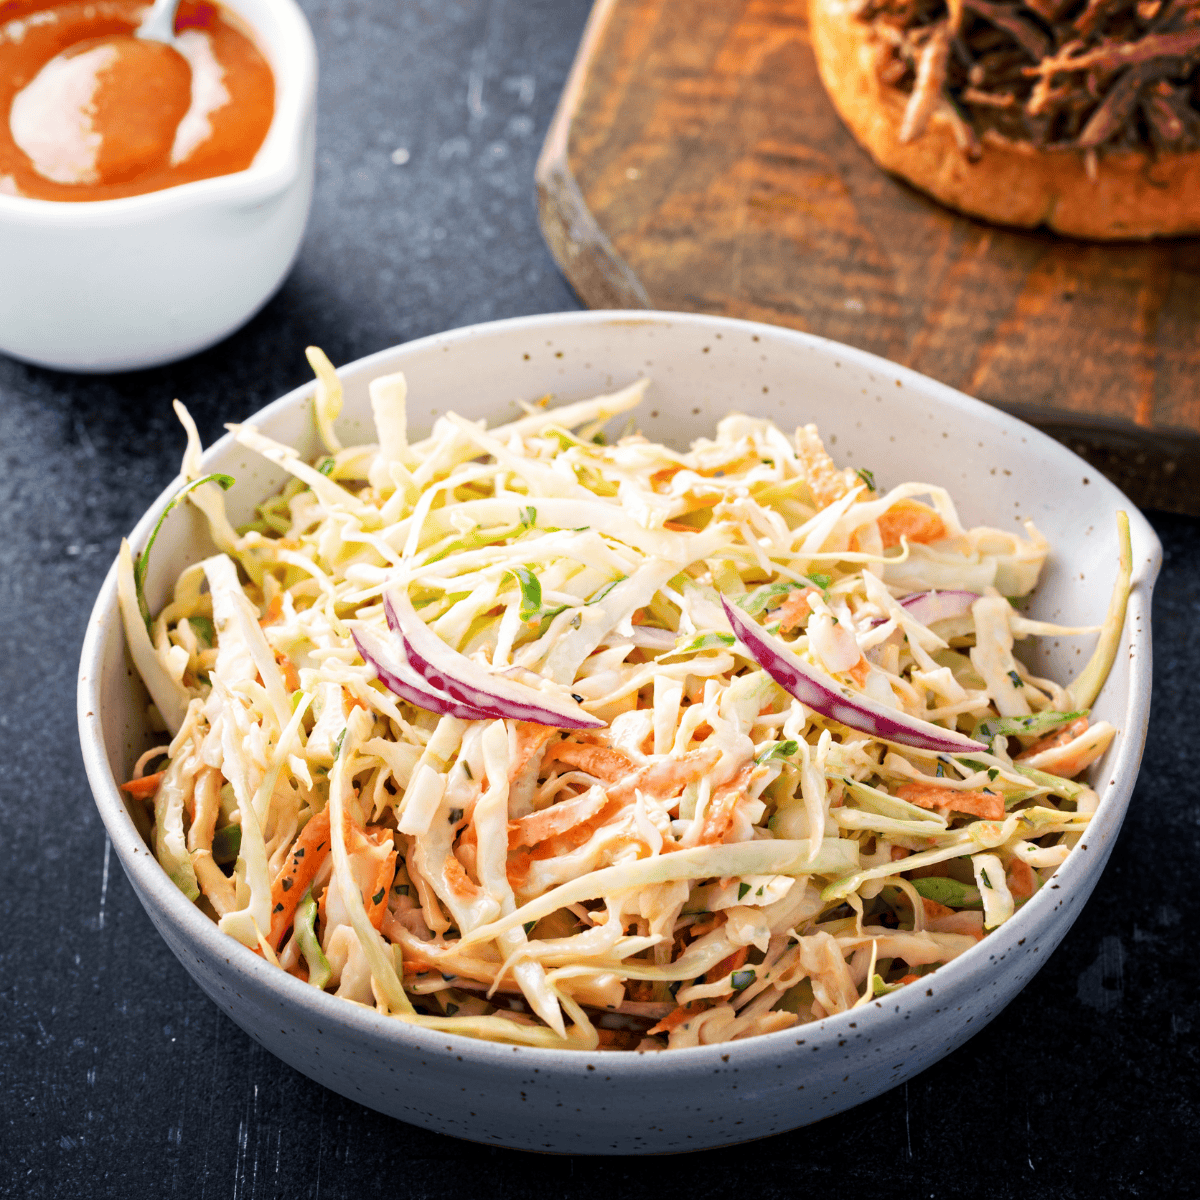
[0,0,273,201]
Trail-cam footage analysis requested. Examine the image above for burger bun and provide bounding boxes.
[808,0,1200,239]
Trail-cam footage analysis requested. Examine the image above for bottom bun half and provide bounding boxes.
[808,0,1200,239]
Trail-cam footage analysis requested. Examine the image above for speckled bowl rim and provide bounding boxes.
[77,310,1160,1098]
[0,0,317,223]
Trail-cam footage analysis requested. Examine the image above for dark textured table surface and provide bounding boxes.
[2,1,1198,1195]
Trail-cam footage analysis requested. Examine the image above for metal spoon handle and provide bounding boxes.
[137,0,182,44]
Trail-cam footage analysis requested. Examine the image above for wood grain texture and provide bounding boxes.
[536,0,1200,513]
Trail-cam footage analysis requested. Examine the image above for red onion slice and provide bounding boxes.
[899,590,978,625]
[351,625,495,721]
[385,589,606,730]
[721,596,985,755]
[869,590,978,630]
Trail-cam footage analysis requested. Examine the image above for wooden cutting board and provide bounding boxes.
[536,0,1200,514]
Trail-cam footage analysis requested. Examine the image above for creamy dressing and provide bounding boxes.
[0,0,272,202]
[9,40,113,184]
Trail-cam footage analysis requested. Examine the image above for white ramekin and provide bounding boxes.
[0,0,317,372]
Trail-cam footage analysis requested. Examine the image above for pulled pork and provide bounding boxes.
[856,0,1200,158]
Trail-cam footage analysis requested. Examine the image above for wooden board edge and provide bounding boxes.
[535,0,651,311]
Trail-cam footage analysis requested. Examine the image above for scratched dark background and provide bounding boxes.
[2,0,1198,1195]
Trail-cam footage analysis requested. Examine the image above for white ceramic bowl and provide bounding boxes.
[78,311,1160,1153]
[0,0,316,372]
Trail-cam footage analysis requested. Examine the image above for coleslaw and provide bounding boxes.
[117,350,1131,1050]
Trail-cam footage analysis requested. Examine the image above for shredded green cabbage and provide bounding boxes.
[122,354,1128,1050]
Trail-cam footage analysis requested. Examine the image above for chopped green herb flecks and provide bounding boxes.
[755,740,798,764]
[507,565,543,621]
[731,969,756,991]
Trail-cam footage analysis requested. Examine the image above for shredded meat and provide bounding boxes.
[856,0,1200,155]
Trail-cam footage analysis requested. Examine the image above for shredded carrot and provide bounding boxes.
[1006,857,1036,901]
[697,764,755,845]
[275,651,300,692]
[897,782,1005,821]
[705,945,749,984]
[259,593,284,627]
[877,499,946,550]
[848,658,870,686]
[267,810,332,950]
[796,424,854,507]
[687,913,723,940]
[648,1000,713,1036]
[440,854,480,904]
[543,740,636,783]
[364,837,399,928]
[633,748,720,802]
[596,1027,643,1050]
[925,910,986,941]
[1016,716,1089,760]
[120,771,165,798]
[775,587,818,633]
[509,790,609,848]
[921,896,955,921]
[508,722,557,783]
[505,802,616,889]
